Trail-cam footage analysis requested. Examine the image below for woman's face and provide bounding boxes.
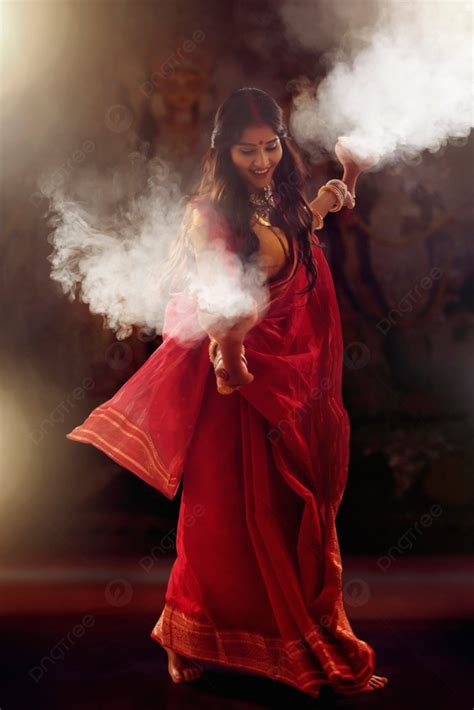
[229,124,283,192]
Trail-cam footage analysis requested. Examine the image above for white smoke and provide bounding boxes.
[43,150,268,343]
[283,0,473,166]
[188,237,266,319]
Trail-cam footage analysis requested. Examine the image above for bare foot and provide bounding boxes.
[334,673,389,696]
[163,645,203,684]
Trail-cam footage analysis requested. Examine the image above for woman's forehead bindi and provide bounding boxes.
[235,136,279,147]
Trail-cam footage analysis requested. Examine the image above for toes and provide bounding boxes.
[183,667,200,682]
[167,652,202,683]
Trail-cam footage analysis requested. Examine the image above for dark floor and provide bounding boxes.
[0,614,471,709]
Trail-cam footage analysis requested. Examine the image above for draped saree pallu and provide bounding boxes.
[66,198,376,699]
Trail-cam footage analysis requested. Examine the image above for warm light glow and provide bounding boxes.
[0,0,72,102]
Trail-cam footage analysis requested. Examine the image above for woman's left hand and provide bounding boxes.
[335,136,380,174]
[343,191,356,209]
[334,136,380,206]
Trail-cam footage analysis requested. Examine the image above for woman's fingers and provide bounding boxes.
[199,302,259,341]
[344,192,356,209]
[335,136,380,172]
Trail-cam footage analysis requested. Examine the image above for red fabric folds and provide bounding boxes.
[66,199,376,698]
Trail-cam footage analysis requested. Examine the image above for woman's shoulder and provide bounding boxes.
[185,194,232,250]
[187,194,229,233]
[189,194,216,218]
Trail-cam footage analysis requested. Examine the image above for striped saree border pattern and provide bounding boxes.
[150,602,375,698]
[66,404,179,499]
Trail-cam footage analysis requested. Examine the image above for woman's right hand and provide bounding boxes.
[198,299,259,342]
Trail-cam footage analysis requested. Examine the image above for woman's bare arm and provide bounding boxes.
[308,138,379,225]
[308,164,360,222]
[308,188,344,221]
[187,208,257,385]
[187,208,258,339]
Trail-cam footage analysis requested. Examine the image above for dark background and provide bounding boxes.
[1,0,472,564]
[1,2,472,708]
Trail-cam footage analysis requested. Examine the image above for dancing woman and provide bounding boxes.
[67,87,388,699]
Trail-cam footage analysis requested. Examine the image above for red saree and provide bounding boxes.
[66,199,376,699]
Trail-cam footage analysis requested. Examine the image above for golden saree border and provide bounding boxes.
[150,602,375,699]
[66,404,180,500]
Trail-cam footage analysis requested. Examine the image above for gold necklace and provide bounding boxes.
[254,213,272,227]
[249,184,277,225]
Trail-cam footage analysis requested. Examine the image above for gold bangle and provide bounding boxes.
[327,179,349,211]
[317,184,343,211]
[317,184,345,213]
[319,180,347,205]
[208,336,245,364]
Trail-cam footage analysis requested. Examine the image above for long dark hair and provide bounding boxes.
[162,87,323,299]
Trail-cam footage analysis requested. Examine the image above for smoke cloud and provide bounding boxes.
[43,149,268,343]
[44,0,472,342]
[284,0,473,166]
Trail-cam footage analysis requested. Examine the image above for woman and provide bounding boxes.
[67,88,388,699]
